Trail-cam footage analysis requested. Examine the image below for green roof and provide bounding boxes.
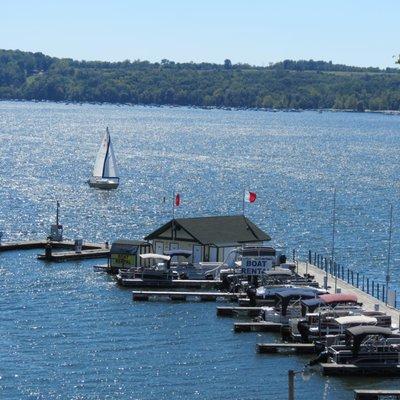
[144,215,271,246]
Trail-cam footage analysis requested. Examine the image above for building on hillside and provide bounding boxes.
[144,215,271,264]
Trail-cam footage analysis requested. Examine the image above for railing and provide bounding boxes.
[293,249,397,308]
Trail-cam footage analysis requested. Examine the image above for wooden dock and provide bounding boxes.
[354,389,400,399]
[216,306,262,317]
[238,298,275,307]
[118,278,223,290]
[257,342,316,354]
[321,363,400,376]
[297,261,400,328]
[132,290,240,302]
[234,321,282,333]
[37,248,110,261]
[0,240,104,252]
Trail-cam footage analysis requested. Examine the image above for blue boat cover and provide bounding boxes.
[164,249,193,258]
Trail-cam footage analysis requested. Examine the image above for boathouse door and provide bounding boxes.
[193,245,202,264]
[155,241,164,255]
[209,246,217,262]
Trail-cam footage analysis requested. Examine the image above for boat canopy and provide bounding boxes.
[139,253,171,261]
[345,325,397,356]
[164,249,193,258]
[256,286,292,299]
[335,315,377,326]
[346,325,394,338]
[276,289,317,316]
[265,268,292,276]
[301,298,325,315]
[319,293,358,304]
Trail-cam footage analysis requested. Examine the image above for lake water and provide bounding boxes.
[0,101,399,399]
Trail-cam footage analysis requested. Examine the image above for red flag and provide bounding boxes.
[175,193,181,207]
[244,191,256,203]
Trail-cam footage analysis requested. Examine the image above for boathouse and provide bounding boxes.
[144,215,270,264]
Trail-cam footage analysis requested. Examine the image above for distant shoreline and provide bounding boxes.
[1,98,399,116]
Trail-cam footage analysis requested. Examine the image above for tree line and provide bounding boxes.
[1,49,400,111]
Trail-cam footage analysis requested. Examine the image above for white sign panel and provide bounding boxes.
[241,256,274,276]
[387,289,396,308]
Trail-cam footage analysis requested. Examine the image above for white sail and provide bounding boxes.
[92,128,119,178]
[103,138,118,178]
[92,130,109,177]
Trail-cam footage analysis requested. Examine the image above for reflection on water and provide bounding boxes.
[0,102,399,399]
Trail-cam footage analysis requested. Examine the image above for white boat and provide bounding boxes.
[88,127,119,189]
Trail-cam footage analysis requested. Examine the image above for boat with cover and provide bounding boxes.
[116,250,219,286]
[88,127,119,189]
[259,288,322,324]
[293,294,393,342]
[319,326,400,375]
[116,253,175,284]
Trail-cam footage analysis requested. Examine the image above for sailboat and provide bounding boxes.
[88,127,120,189]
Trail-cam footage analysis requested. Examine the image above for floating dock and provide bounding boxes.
[354,389,400,399]
[119,278,223,290]
[37,248,110,261]
[0,240,104,252]
[132,290,240,302]
[257,342,316,354]
[321,363,400,376]
[216,306,262,317]
[234,321,282,333]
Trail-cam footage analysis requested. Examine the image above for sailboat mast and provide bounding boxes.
[102,127,110,178]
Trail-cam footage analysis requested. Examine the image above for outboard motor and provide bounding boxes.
[246,287,257,307]
[297,320,310,343]
[309,350,328,366]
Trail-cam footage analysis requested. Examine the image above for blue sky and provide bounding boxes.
[2,0,399,68]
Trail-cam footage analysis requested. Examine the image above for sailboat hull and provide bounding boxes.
[88,177,119,190]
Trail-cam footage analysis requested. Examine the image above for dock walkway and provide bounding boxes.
[37,248,110,261]
[132,290,240,302]
[0,240,104,252]
[297,261,400,328]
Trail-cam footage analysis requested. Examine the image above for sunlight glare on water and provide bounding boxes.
[0,101,400,399]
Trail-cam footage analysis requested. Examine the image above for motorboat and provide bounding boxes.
[318,326,400,375]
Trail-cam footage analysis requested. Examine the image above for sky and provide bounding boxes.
[1,0,399,68]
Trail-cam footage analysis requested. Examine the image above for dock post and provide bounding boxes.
[341,265,344,279]
[377,283,380,300]
[367,278,369,294]
[288,370,295,400]
[362,276,365,291]
[45,243,52,259]
[313,252,316,265]
[324,258,328,289]
[372,281,375,297]
[382,285,386,302]
[292,249,296,261]
[347,269,350,283]
[351,270,354,285]
[308,250,312,264]
[356,273,359,288]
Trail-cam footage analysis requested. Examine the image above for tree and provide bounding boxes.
[224,59,232,69]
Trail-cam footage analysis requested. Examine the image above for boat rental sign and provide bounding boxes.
[241,256,274,275]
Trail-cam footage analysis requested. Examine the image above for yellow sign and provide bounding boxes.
[111,254,135,267]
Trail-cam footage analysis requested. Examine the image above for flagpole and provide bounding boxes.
[172,189,175,220]
[172,189,175,241]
